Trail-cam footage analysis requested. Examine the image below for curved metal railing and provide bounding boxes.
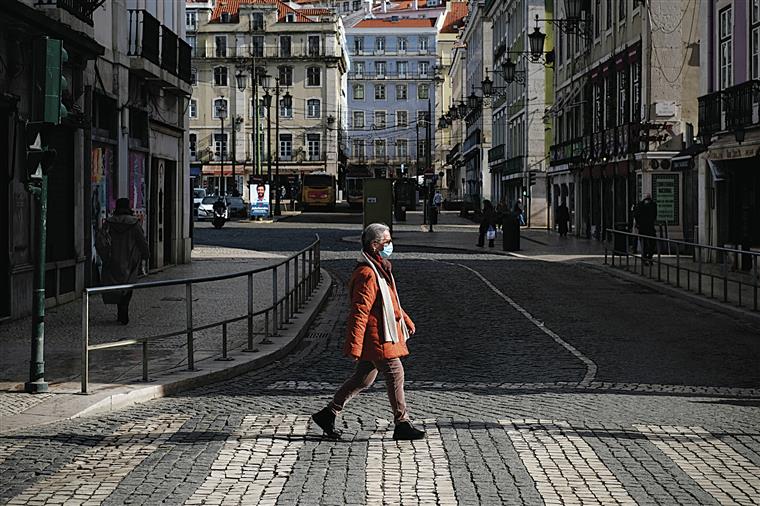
[81,236,322,393]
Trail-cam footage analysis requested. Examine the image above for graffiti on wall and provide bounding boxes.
[91,145,114,280]
[128,151,147,226]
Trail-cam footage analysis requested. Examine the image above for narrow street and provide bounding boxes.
[1,217,758,505]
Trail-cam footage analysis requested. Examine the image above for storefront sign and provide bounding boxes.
[652,173,679,225]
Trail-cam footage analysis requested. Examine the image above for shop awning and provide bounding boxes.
[670,144,706,170]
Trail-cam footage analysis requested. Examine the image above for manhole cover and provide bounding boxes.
[161,297,185,302]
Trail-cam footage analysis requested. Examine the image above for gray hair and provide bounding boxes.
[361,223,390,250]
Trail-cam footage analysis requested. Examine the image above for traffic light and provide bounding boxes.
[528,170,537,187]
[25,122,56,183]
[33,37,68,125]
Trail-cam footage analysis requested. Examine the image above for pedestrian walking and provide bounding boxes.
[96,198,149,325]
[634,194,657,263]
[495,200,507,231]
[477,199,497,248]
[312,223,425,441]
[556,201,570,237]
[433,190,442,212]
[514,199,526,226]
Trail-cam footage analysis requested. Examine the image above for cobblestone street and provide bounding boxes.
[1,219,759,505]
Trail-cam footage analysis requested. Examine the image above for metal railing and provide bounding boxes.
[80,237,322,393]
[605,230,759,312]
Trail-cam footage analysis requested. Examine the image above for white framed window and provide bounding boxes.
[307,67,321,86]
[374,139,386,158]
[285,13,296,23]
[375,36,385,51]
[212,97,228,119]
[419,37,428,52]
[186,10,197,29]
[397,61,408,77]
[354,83,365,100]
[631,61,641,121]
[213,66,228,86]
[419,61,429,76]
[215,35,227,57]
[396,110,408,127]
[396,84,407,100]
[308,35,321,56]
[213,133,228,158]
[752,1,760,79]
[307,98,321,118]
[398,37,408,51]
[187,35,197,56]
[355,62,365,75]
[189,99,198,118]
[307,133,321,160]
[396,139,408,158]
[374,110,387,129]
[354,36,364,53]
[376,61,386,77]
[375,84,386,100]
[280,96,293,118]
[251,36,264,57]
[279,133,293,159]
[190,68,197,85]
[353,111,364,128]
[719,6,733,90]
[279,66,293,86]
[189,133,197,159]
[280,35,292,57]
[418,83,429,99]
[352,139,365,158]
[417,110,430,124]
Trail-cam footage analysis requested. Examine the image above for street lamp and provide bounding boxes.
[502,57,526,84]
[214,96,228,195]
[262,75,289,216]
[457,99,468,119]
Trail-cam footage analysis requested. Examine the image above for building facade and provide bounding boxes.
[188,0,348,203]
[697,0,760,258]
[345,19,440,183]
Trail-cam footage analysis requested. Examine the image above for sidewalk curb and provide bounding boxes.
[584,262,760,322]
[0,270,333,434]
[340,235,523,257]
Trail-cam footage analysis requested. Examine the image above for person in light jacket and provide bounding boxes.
[97,198,149,325]
[312,223,425,441]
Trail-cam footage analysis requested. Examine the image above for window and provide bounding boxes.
[355,62,365,75]
[606,0,612,29]
[190,68,197,85]
[417,110,430,124]
[631,61,641,122]
[212,97,228,119]
[308,35,321,56]
[376,61,386,77]
[186,10,197,29]
[251,12,264,30]
[215,35,227,57]
[752,1,760,79]
[280,96,293,117]
[397,61,408,76]
[214,133,228,158]
[396,84,407,100]
[375,36,385,51]
[189,133,197,159]
[285,13,296,23]
[417,139,428,158]
[189,99,198,118]
[343,1,350,12]
[279,134,293,160]
[307,98,321,118]
[418,83,429,99]
[719,6,733,89]
[619,0,626,21]
[213,66,228,86]
[419,61,429,76]
[353,111,364,128]
[279,66,293,86]
[398,37,408,51]
[251,36,264,57]
[354,36,364,53]
[374,139,386,158]
[617,68,628,124]
[352,139,365,158]
[594,0,601,38]
[353,0,361,10]
[419,37,429,52]
[354,83,365,100]
[307,67,321,86]
[307,134,321,160]
[374,111,387,129]
[187,35,196,56]
[396,110,408,127]
[250,98,265,118]
[396,139,408,158]
[593,81,603,132]
[375,84,386,100]
[280,36,291,57]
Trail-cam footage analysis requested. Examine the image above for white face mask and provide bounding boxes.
[379,241,393,259]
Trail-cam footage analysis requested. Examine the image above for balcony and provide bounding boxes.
[488,144,505,163]
[550,138,584,165]
[178,40,192,84]
[348,71,434,80]
[36,0,95,26]
[699,80,760,137]
[128,9,160,66]
[504,156,524,175]
[160,25,178,74]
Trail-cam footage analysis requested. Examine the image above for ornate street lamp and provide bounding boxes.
[467,90,481,110]
[235,68,246,91]
[457,99,468,118]
[481,75,493,97]
[528,26,547,62]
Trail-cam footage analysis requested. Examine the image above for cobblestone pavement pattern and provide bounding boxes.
[0,219,759,505]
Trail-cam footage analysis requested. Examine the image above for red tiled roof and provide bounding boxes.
[210,0,320,23]
[441,1,467,33]
[354,18,437,28]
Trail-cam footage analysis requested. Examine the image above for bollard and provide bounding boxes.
[272,266,279,335]
[186,283,195,371]
[246,273,255,352]
[142,341,149,382]
[81,292,89,394]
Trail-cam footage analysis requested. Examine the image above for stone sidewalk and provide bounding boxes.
[0,244,332,433]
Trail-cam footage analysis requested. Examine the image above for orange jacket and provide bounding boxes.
[343,264,414,361]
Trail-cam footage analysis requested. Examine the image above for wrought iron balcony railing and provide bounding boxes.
[488,144,505,163]
[36,0,95,25]
[698,80,760,137]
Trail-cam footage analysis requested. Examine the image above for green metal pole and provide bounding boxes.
[26,173,49,393]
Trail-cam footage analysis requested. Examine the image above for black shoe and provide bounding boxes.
[393,421,426,441]
[312,407,341,439]
[117,306,129,325]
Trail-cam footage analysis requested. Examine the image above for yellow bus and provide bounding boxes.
[300,172,336,211]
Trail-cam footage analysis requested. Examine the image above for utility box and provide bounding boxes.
[363,178,393,232]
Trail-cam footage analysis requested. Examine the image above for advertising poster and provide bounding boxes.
[91,145,114,278]
[249,183,270,218]
[652,174,679,226]
[128,152,147,225]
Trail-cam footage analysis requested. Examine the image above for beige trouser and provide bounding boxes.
[329,358,409,424]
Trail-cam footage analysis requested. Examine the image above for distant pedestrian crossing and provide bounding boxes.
[2,416,759,505]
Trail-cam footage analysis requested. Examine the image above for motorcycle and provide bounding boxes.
[212,203,228,229]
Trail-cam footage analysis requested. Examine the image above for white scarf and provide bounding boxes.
[358,252,410,344]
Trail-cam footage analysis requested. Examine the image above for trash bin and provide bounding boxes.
[613,222,629,254]
[394,205,407,221]
[503,213,520,251]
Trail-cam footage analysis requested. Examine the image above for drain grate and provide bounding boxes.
[305,332,330,342]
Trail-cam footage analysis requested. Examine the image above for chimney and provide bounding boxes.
[413,0,419,10]
[383,0,387,13]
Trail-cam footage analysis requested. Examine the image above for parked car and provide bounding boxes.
[226,197,247,218]
[193,188,206,216]
[197,196,220,220]
[197,196,248,220]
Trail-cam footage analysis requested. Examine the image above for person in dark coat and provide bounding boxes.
[514,199,525,225]
[477,199,497,248]
[556,201,570,237]
[97,198,149,324]
[634,194,657,262]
